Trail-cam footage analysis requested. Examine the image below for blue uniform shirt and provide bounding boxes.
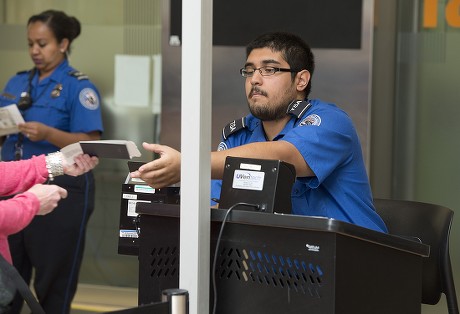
[0,60,104,160]
[211,99,388,233]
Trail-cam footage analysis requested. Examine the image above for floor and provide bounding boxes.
[18,283,452,314]
[20,284,138,314]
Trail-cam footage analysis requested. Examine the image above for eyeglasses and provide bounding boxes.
[240,66,298,78]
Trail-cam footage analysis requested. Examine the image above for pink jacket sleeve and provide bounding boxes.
[0,155,48,196]
[0,155,48,262]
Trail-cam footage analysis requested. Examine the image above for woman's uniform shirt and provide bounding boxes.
[0,59,103,160]
[211,99,388,233]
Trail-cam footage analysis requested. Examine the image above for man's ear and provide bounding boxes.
[296,70,310,92]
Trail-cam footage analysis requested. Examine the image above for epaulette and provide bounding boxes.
[68,70,89,80]
[16,69,31,75]
[222,117,246,140]
[286,100,311,119]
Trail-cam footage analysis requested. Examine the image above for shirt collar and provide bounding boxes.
[33,59,69,86]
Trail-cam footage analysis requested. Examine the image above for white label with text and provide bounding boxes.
[232,170,265,191]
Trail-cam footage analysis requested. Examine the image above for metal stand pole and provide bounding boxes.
[162,289,189,314]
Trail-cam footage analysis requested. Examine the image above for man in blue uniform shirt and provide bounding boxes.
[131,31,387,233]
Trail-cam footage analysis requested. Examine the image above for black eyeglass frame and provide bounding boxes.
[239,66,299,78]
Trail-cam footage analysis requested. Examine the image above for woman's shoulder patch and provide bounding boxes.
[79,88,100,110]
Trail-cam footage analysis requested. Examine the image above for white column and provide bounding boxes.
[180,0,212,313]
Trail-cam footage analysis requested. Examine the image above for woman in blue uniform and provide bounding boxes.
[0,10,103,314]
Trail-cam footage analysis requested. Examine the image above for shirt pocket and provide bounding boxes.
[30,96,70,131]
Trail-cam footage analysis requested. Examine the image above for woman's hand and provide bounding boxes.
[27,184,68,215]
[18,121,50,142]
[61,153,99,176]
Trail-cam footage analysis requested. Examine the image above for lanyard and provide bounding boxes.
[14,69,56,160]
[14,70,35,160]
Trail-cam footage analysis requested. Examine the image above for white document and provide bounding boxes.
[0,104,25,136]
[61,140,142,164]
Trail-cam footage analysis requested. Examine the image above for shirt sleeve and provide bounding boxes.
[281,109,354,186]
[210,179,223,206]
[0,192,40,236]
[69,79,104,134]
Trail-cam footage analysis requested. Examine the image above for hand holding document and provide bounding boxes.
[0,104,25,136]
[61,140,142,165]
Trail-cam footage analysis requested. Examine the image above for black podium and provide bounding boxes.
[136,204,429,314]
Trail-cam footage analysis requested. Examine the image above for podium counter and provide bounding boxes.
[136,203,429,314]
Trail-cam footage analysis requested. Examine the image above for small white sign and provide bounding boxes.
[306,244,320,252]
[232,170,265,191]
[123,193,137,200]
[127,199,151,216]
[119,229,139,238]
[239,162,262,171]
[134,185,155,194]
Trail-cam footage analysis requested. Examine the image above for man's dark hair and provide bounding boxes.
[246,32,315,97]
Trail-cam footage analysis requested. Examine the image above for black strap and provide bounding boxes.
[0,254,45,314]
[222,117,246,140]
[286,100,311,118]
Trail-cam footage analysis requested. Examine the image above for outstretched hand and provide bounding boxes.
[130,142,181,188]
[62,153,99,176]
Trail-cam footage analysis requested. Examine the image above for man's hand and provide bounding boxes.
[61,153,99,176]
[27,184,68,215]
[130,142,181,188]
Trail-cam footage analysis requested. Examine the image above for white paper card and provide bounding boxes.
[0,104,25,136]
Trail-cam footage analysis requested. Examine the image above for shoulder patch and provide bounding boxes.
[299,114,322,126]
[222,117,246,140]
[68,70,89,80]
[79,88,100,110]
[217,142,228,151]
[286,100,311,118]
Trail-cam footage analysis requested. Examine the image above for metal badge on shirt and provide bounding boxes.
[51,84,63,98]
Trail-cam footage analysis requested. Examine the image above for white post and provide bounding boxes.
[180,0,212,313]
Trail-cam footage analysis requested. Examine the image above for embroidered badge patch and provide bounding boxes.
[217,142,228,151]
[79,88,99,110]
[300,114,322,126]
